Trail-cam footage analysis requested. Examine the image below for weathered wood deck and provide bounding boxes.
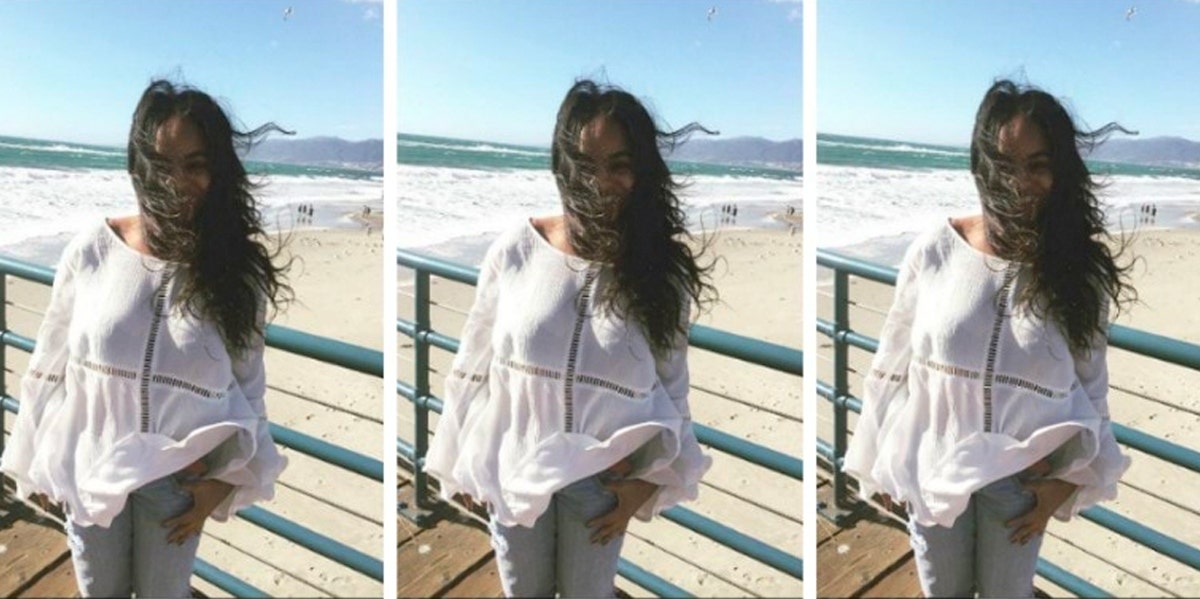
[0,483,208,598]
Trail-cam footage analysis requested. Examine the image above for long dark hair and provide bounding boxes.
[127,79,293,356]
[970,79,1136,356]
[551,79,717,357]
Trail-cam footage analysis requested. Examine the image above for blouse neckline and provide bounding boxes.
[103,218,170,265]
[944,217,1012,266]
[525,217,598,267]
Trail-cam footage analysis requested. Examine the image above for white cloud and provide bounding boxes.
[789,7,802,21]
[363,7,379,20]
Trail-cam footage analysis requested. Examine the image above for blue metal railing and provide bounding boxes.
[817,247,1200,597]
[0,255,385,595]
[397,249,804,595]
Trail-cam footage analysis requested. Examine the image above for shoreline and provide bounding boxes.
[0,198,383,267]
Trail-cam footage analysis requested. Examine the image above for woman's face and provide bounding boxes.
[578,114,635,201]
[996,113,1053,203]
[154,114,211,211]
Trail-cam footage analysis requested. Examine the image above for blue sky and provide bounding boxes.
[0,0,382,146]
[398,0,803,147]
[819,0,1200,146]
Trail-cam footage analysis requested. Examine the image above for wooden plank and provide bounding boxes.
[441,556,503,598]
[816,510,913,599]
[396,509,494,598]
[14,554,79,599]
[860,553,922,598]
[0,501,71,596]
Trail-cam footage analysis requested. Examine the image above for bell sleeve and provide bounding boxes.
[205,307,288,521]
[423,241,504,501]
[1047,309,1131,521]
[627,321,714,522]
[1,241,80,501]
[842,240,922,501]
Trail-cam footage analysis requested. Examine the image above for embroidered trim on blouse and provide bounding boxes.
[150,373,225,400]
[870,369,907,383]
[563,268,600,433]
[576,373,637,399]
[81,359,138,380]
[140,269,175,433]
[28,369,65,384]
[501,358,563,380]
[451,368,488,383]
[916,357,981,380]
[982,265,1019,432]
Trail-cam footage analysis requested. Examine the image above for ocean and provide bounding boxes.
[396,133,803,259]
[817,133,1200,265]
[0,135,383,264]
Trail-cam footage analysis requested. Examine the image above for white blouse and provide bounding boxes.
[843,221,1130,528]
[1,222,286,528]
[424,220,711,528]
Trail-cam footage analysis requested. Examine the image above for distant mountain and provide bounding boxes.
[669,136,802,171]
[245,136,383,171]
[1088,136,1200,168]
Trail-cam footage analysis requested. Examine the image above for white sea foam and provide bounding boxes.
[820,139,968,158]
[0,166,381,258]
[0,141,123,157]
[397,138,548,158]
[817,164,1200,252]
[396,164,802,249]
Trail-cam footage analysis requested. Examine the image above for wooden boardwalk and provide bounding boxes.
[0,484,210,598]
[0,494,79,598]
[815,477,923,598]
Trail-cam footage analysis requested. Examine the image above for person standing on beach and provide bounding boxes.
[0,80,291,598]
[425,79,716,598]
[843,79,1134,598]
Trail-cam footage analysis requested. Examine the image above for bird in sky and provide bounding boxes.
[707,6,717,22]
[1125,6,1136,21]
[284,6,293,21]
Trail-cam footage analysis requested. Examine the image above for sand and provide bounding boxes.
[815,227,1200,596]
[2,218,384,598]
[397,223,802,597]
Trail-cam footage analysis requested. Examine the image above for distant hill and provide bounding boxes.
[670,136,802,171]
[245,136,383,171]
[1088,136,1200,168]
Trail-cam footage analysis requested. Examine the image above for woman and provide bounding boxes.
[842,79,1135,598]
[0,80,290,597]
[424,79,716,598]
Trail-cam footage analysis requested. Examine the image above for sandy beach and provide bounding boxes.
[398,221,802,597]
[815,227,1200,596]
[2,217,384,597]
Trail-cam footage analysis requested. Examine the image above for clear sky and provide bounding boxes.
[398,0,803,147]
[819,0,1200,146]
[0,0,382,146]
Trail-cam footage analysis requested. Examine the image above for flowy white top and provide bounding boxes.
[843,221,1130,528]
[1,222,287,528]
[424,221,712,528]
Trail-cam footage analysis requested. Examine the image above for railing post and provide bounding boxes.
[818,268,857,524]
[1,271,7,494]
[399,269,434,526]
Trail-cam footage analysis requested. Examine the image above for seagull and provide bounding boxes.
[707,6,717,22]
[1125,6,1136,21]
[284,6,293,21]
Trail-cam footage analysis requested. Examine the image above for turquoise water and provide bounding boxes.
[817,133,1200,180]
[0,135,379,180]
[397,133,801,181]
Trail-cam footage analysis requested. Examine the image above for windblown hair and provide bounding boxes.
[970,79,1136,356]
[551,79,717,358]
[126,79,293,356]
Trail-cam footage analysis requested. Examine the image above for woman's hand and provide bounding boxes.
[1006,478,1078,545]
[587,478,658,545]
[163,478,234,545]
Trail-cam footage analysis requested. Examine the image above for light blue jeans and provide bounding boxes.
[907,475,1043,598]
[64,474,200,598]
[490,472,625,598]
